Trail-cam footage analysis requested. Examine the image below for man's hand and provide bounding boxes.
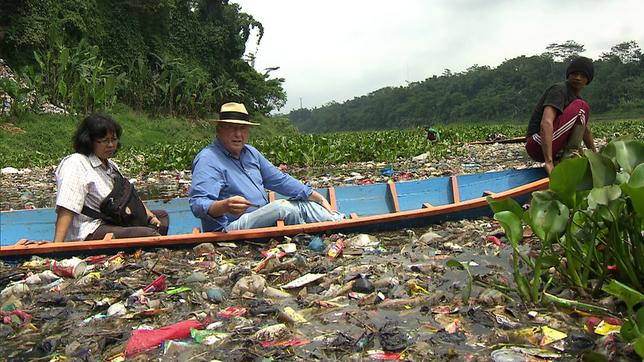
[544,161,555,175]
[224,196,255,215]
[309,191,333,213]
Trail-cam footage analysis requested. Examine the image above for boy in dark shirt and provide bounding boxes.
[525,56,597,174]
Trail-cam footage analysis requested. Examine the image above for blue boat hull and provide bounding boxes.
[0,168,548,257]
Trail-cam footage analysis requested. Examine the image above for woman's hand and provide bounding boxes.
[148,214,161,228]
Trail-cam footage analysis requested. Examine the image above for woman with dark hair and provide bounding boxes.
[53,113,169,242]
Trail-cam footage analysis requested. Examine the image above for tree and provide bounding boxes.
[600,41,642,64]
[543,40,585,62]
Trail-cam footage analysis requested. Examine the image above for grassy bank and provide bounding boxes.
[1,110,642,172]
[0,105,297,170]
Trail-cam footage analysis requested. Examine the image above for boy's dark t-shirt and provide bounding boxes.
[526,80,581,136]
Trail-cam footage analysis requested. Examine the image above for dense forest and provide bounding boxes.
[289,41,644,133]
[0,0,285,117]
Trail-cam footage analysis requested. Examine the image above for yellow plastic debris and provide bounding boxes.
[539,326,567,346]
[594,320,621,335]
[283,306,308,324]
[410,284,430,295]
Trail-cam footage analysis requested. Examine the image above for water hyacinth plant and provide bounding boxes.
[488,139,644,303]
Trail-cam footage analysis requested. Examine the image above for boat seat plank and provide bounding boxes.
[387,181,401,212]
[422,202,434,209]
[328,187,337,211]
[350,213,359,220]
[450,176,460,203]
[483,191,495,196]
[276,219,285,228]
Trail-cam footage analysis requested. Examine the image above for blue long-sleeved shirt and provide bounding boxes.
[189,139,312,231]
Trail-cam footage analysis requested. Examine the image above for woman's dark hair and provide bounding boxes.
[73,113,123,155]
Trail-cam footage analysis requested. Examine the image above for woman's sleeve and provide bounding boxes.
[55,155,88,214]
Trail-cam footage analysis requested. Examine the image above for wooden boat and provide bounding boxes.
[0,168,548,258]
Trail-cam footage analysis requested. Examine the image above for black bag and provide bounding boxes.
[82,171,149,227]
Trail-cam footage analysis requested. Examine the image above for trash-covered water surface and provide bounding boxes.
[0,218,635,361]
[2,139,634,360]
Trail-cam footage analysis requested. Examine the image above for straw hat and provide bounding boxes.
[216,102,260,126]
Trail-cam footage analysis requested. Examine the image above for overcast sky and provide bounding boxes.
[234,0,644,113]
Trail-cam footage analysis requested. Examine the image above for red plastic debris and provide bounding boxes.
[327,238,346,259]
[143,275,167,293]
[367,350,403,360]
[124,319,203,357]
[0,310,32,325]
[486,235,505,247]
[217,306,247,319]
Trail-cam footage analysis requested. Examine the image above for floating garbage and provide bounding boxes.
[0,216,634,360]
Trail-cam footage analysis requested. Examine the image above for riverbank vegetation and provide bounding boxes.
[1,111,642,172]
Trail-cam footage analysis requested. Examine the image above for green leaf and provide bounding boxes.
[446,259,465,269]
[635,336,644,358]
[537,255,560,269]
[58,47,70,69]
[487,196,524,218]
[602,140,644,174]
[620,319,641,342]
[588,185,622,208]
[585,150,616,187]
[626,163,644,188]
[493,211,523,246]
[57,81,67,98]
[622,164,644,217]
[550,158,590,207]
[596,198,625,223]
[602,279,644,314]
[529,191,569,242]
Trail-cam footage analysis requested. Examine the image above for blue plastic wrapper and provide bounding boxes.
[307,236,325,252]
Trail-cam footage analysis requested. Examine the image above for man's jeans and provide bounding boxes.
[225,199,345,231]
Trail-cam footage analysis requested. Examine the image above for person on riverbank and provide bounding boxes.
[189,102,343,232]
[53,114,169,242]
[525,56,597,174]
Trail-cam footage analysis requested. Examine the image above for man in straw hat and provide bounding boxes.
[189,102,344,232]
[525,56,597,174]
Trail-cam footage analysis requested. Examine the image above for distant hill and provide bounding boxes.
[289,43,644,133]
